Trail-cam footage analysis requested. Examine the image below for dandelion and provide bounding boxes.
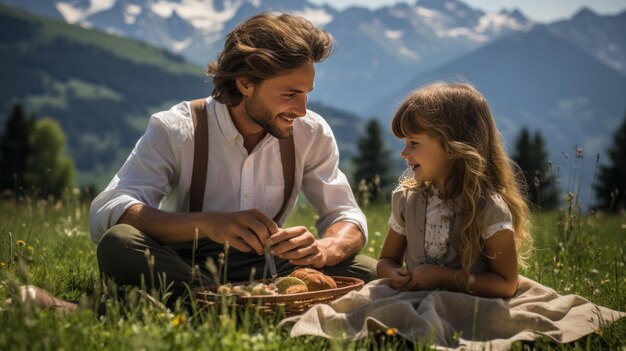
[374,231,381,237]
[385,328,398,336]
[16,240,26,246]
[368,247,375,254]
[171,314,187,327]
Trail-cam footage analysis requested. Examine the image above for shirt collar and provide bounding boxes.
[213,98,242,146]
[212,98,275,150]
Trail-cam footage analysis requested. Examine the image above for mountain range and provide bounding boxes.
[373,26,626,169]
[0,0,535,113]
[3,0,624,113]
[370,25,626,202]
[1,0,625,204]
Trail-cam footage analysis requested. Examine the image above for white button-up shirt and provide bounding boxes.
[89,97,367,244]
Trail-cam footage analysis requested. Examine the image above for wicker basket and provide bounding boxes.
[194,276,364,316]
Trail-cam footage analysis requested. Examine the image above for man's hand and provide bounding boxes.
[405,265,442,291]
[389,267,411,290]
[268,226,327,268]
[203,209,278,255]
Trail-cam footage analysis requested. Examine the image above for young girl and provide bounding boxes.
[284,82,624,347]
[377,82,532,298]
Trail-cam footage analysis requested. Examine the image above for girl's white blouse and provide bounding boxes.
[389,188,514,260]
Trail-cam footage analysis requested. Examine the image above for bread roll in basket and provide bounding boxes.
[289,268,337,291]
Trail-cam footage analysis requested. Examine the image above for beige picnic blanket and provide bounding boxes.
[280,276,625,350]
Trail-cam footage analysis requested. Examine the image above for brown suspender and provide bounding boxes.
[189,99,209,213]
[188,99,295,224]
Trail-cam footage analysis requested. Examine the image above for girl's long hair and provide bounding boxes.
[391,82,532,272]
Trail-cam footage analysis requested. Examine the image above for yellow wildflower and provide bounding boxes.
[16,240,26,246]
[171,314,187,327]
[0,262,6,269]
[27,246,34,254]
[385,328,398,336]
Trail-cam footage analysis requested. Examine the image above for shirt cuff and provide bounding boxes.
[90,195,144,243]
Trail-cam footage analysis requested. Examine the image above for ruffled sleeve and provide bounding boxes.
[388,187,408,235]
[481,193,514,240]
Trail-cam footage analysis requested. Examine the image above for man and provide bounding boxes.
[89,12,376,305]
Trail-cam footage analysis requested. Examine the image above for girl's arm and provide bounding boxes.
[434,229,519,298]
[377,229,411,289]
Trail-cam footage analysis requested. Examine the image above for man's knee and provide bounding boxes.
[96,224,144,264]
[323,254,378,283]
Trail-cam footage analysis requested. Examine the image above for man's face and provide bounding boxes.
[243,62,315,139]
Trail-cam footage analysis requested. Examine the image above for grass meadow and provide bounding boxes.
[0,189,625,350]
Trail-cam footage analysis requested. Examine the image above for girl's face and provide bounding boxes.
[401,133,451,192]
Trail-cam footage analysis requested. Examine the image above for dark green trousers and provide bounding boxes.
[96,224,377,306]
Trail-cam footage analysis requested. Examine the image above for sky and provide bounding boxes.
[308,0,626,23]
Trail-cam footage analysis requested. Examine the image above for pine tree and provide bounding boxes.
[512,127,559,209]
[0,103,34,195]
[24,117,75,198]
[352,119,395,204]
[594,111,626,212]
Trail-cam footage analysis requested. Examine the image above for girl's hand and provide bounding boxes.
[389,267,411,290]
[405,265,442,291]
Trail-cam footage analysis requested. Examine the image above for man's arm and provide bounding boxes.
[117,204,278,255]
[269,114,368,267]
[317,221,365,266]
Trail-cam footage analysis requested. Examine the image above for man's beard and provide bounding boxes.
[244,92,295,139]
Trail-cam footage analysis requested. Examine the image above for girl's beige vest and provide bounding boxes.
[393,188,491,274]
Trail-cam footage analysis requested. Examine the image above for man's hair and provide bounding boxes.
[206,12,334,106]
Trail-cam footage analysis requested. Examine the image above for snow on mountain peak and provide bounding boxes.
[292,7,333,27]
[56,0,116,23]
[150,0,243,32]
[476,12,532,34]
[384,29,403,39]
[124,4,142,25]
